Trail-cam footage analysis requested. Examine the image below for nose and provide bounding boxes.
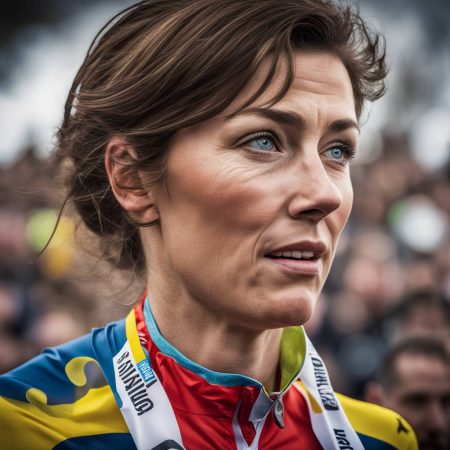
[287,156,345,222]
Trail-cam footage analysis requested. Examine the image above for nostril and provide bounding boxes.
[295,208,328,222]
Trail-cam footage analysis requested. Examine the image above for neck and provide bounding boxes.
[146,282,283,393]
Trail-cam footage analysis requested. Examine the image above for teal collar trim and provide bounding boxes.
[143,298,261,388]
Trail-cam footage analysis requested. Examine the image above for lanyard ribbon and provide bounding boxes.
[113,309,363,450]
[112,310,185,450]
[299,334,364,450]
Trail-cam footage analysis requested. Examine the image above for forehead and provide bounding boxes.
[175,51,357,143]
[394,353,450,392]
[227,51,356,119]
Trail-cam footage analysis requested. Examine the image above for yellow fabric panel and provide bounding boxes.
[65,356,98,386]
[337,393,419,450]
[0,385,128,450]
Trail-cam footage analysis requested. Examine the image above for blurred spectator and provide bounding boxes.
[26,308,87,349]
[384,290,450,343]
[365,336,450,450]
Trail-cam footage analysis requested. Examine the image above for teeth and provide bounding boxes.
[302,251,314,259]
[269,250,316,259]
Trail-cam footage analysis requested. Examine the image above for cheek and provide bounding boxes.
[333,177,353,234]
[342,179,354,220]
[157,175,238,277]
[157,159,283,301]
[163,157,283,238]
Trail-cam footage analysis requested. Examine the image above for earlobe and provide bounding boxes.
[105,137,160,223]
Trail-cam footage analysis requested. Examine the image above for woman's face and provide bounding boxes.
[149,52,357,329]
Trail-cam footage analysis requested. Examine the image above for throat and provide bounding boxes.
[142,296,282,392]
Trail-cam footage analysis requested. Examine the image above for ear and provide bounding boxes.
[363,381,385,406]
[105,137,159,223]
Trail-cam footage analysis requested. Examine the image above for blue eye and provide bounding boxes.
[329,147,344,160]
[247,136,275,152]
[326,144,355,166]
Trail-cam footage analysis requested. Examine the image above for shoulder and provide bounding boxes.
[337,393,419,450]
[0,320,133,450]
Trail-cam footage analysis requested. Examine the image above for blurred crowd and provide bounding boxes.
[0,147,137,374]
[1,132,448,388]
[0,2,449,449]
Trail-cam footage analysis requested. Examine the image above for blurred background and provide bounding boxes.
[0,0,449,399]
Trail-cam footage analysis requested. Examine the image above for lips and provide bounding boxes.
[264,241,326,275]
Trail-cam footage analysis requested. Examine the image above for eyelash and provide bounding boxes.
[326,141,356,166]
[241,131,356,166]
[240,131,280,158]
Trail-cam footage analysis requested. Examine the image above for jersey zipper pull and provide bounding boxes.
[272,396,284,429]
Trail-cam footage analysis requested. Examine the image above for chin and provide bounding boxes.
[281,296,314,327]
[251,291,316,329]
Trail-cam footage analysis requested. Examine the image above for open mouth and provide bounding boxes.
[266,250,318,261]
[264,243,325,275]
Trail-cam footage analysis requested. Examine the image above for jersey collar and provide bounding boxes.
[142,296,306,397]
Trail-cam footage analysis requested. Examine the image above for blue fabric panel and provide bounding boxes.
[0,333,96,404]
[53,433,137,450]
[91,319,126,407]
[358,433,396,450]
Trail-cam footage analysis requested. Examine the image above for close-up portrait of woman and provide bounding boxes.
[0,0,425,449]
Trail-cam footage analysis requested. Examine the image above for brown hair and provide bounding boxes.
[56,0,387,273]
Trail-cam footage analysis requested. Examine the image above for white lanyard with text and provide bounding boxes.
[298,334,364,450]
[113,309,363,450]
[112,310,185,450]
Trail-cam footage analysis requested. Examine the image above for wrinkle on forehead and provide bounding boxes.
[225,51,355,117]
[293,53,353,93]
[171,50,358,164]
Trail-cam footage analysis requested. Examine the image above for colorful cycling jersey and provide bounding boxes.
[0,297,418,450]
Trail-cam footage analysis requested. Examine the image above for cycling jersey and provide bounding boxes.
[0,297,418,450]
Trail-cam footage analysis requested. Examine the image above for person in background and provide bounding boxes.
[365,336,450,450]
[386,290,450,343]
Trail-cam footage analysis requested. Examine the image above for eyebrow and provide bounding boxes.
[226,107,360,134]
